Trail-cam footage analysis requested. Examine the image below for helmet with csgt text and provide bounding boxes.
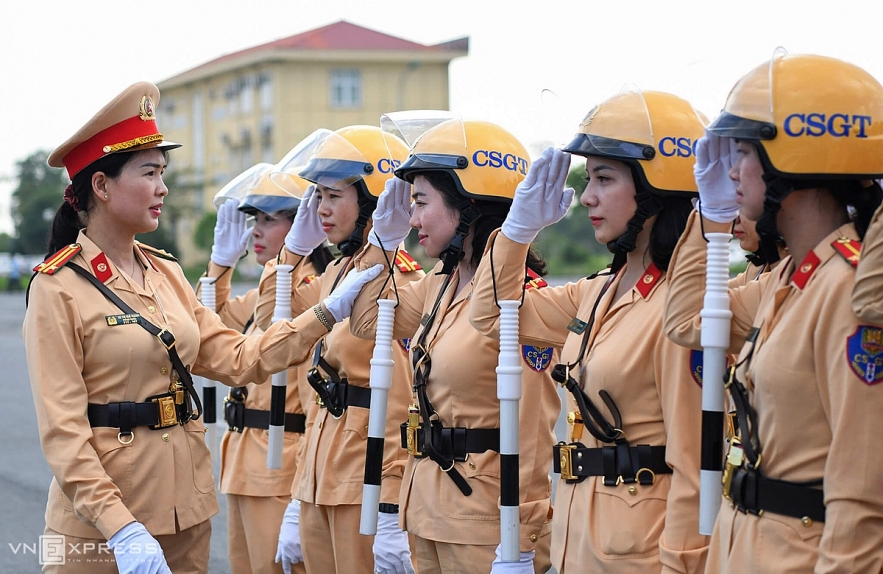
[237,171,305,217]
[564,89,707,196]
[395,119,530,203]
[707,52,883,179]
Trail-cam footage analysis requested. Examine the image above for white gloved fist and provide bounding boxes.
[694,133,740,223]
[489,544,535,573]
[210,200,251,267]
[285,184,326,255]
[275,500,303,574]
[322,264,385,323]
[108,521,172,574]
[373,511,415,574]
[369,177,413,249]
[501,147,574,244]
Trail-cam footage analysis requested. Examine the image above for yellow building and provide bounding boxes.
[157,20,468,266]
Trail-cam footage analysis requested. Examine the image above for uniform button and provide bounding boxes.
[318,421,323,429]
[468,461,476,470]
[801,517,813,527]
[160,367,168,375]
[529,534,537,543]
[628,486,637,496]
[147,305,156,313]
[161,433,169,442]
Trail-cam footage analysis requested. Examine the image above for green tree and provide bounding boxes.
[0,232,12,252]
[11,150,67,255]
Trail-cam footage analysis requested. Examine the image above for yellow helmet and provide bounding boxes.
[394,118,530,203]
[299,125,408,200]
[564,90,707,196]
[238,171,305,216]
[212,163,273,209]
[707,52,883,179]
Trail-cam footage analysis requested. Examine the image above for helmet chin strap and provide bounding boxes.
[337,199,375,257]
[755,175,794,266]
[605,192,662,272]
[438,202,482,275]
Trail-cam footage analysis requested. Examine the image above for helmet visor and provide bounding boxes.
[392,116,469,182]
[299,131,376,190]
[708,48,786,140]
[564,89,656,160]
[212,163,273,209]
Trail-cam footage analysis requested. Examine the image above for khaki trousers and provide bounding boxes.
[414,531,552,574]
[228,493,305,574]
[42,519,210,574]
[299,502,374,574]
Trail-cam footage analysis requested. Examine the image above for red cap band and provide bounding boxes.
[63,115,162,179]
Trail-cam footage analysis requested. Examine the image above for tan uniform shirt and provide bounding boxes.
[23,232,331,541]
[470,230,708,573]
[853,203,883,323]
[665,212,883,573]
[197,261,317,498]
[349,244,559,552]
[279,248,422,506]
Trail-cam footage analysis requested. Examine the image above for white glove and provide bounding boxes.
[108,522,172,574]
[373,511,415,574]
[275,500,303,574]
[501,147,574,244]
[489,544,535,573]
[322,264,385,323]
[694,133,740,223]
[369,177,413,249]
[210,200,251,267]
[285,185,326,255]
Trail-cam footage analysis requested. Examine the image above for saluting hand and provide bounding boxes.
[210,200,251,267]
[369,177,414,250]
[501,146,574,244]
[695,132,740,223]
[284,184,327,255]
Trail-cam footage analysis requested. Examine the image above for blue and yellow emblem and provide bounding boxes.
[690,350,703,387]
[847,326,883,385]
[522,346,552,372]
[398,338,412,352]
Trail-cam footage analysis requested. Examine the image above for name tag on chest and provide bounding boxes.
[106,313,142,326]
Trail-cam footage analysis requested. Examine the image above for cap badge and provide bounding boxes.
[139,96,156,121]
[580,104,601,129]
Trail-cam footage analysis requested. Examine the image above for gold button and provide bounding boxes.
[643,274,653,284]
[160,367,168,375]
[318,421,323,429]
[628,486,637,496]
[204,428,209,434]
[529,534,537,543]
[800,263,813,273]
[469,462,476,470]
[801,516,813,527]
[147,305,156,313]
[161,433,169,442]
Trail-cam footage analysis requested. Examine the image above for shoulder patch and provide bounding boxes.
[522,345,553,372]
[791,250,821,290]
[636,263,663,299]
[831,238,861,268]
[301,274,317,285]
[395,250,422,273]
[91,253,113,282]
[524,268,548,290]
[34,244,81,275]
[847,326,883,384]
[398,338,412,352]
[690,350,704,387]
[135,242,178,262]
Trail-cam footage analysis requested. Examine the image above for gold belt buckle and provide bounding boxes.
[315,392,324,407]
[153,395,178,428]
[722,438,745,501]
[558,444,577,481]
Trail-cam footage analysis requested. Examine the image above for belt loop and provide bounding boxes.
[615,440,635,484]
[118,402,134,440]
[636,444,654,485]
[602,446,618,486]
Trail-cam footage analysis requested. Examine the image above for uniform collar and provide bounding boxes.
[634,262,664,300]
[787,223,858,291]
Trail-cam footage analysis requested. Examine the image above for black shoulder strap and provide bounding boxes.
[66,262,203,420]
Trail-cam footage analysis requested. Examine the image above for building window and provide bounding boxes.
[329,69,362,108]
[259,73,273,110]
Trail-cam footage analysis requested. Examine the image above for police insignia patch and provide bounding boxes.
[398,338,412,352]
[847,326,883,385]
[91,253,113,282]
[522,346,553,372]
[690,350,703,387]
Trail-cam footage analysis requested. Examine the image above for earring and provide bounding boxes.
[104,194,108,199]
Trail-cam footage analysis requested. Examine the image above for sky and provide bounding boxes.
[2,0,882,235]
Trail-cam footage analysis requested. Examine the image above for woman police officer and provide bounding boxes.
[272,126,423,574]
[345,117,560,573]
[200,162,333,574]
[23,82,381,574]
[663,53,883,572]
[469,91,710,573]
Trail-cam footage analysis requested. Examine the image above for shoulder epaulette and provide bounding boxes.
[832,237,861,268]
[395,250,422,273]
[34,244,81,275]
[135,242,178,262]
[636,263,663,299]
[524,268,548,290]
[302,274,317,285]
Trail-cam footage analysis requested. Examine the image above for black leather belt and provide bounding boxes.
[87,392,183,437]
[224,401,306,434]
[727,466,825,523]
[553,442,671,485]
[400,422,499,461]
[317,381,372,412]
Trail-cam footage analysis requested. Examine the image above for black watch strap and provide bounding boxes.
[378,503,400,514]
